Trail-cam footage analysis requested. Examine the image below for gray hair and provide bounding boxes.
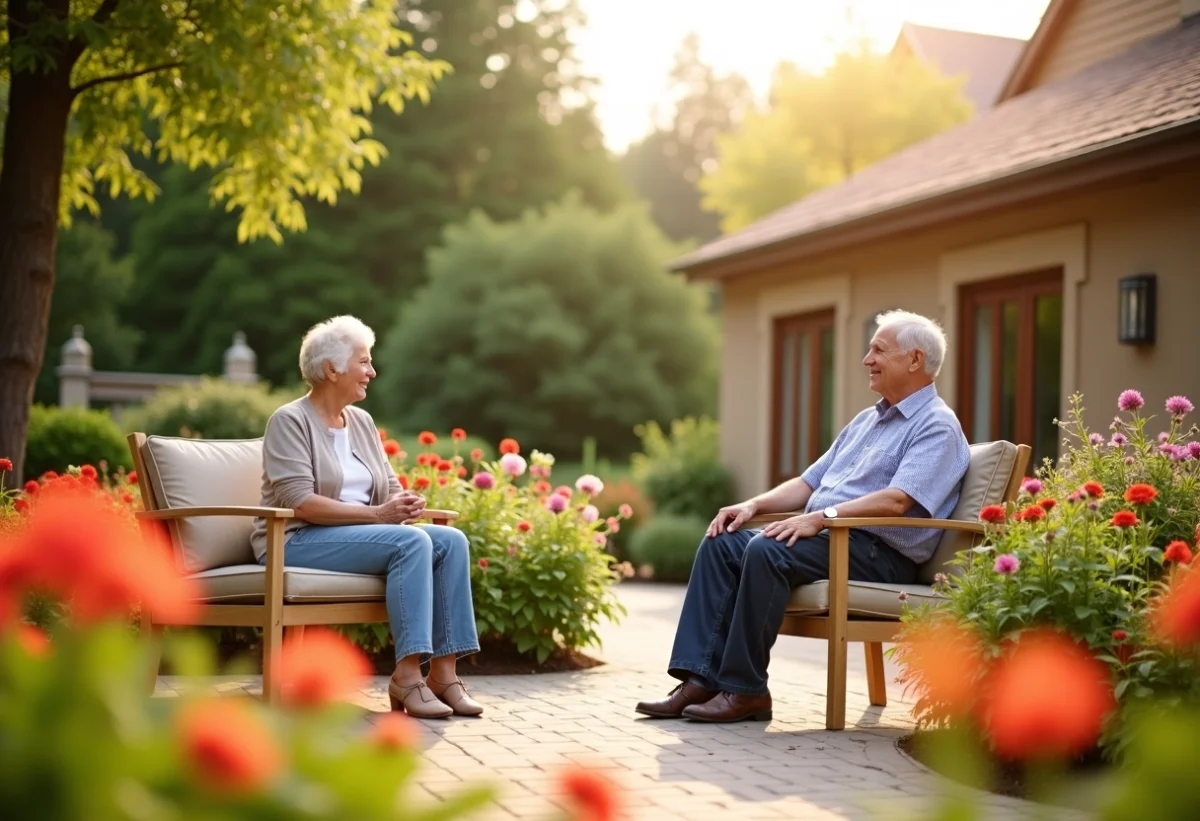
[875,310,947,378]
[299,315,375,386]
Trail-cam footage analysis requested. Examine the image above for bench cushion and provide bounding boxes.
[786,581,944,619]
[188,565,385,604]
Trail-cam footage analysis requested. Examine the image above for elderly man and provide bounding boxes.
[635,310,970,723]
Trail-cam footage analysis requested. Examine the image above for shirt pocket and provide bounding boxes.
[857,444,903,477]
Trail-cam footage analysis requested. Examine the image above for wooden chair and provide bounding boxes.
[127,432,459,702]
[748,440,1031,730]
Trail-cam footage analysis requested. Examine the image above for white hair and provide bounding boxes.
[299,315,375,387]
[875,310,947,378]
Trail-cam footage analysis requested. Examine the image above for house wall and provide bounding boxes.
[717,162,1200,498]
[1024,0,1179,90]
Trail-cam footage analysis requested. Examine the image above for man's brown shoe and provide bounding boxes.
[681,691,772,723]
[635,681,717,718]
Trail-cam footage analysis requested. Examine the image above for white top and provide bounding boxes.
[330,427,373,505]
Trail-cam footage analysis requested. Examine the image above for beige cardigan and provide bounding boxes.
[250,395,401,561]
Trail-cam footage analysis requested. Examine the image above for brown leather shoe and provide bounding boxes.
[389,679,453,719]
[681,691,772,723]
[635,681,717,718]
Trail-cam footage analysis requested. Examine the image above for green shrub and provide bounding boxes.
[628,514,708,583]
[24,405,132,478]
[632,416,733,518]
[121,377,299,440]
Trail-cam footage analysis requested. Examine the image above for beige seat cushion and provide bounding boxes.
[141,436,263,573]
[786,581,944,619]
[916,440,1018,584]
[188,565,386,604]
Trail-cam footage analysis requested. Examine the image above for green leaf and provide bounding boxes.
[1059,580,1077,595]
[1074,606,1097,620]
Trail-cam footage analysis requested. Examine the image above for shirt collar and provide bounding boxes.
[874,383,938,419]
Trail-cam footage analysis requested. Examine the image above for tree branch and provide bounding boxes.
[71,61,182,96]
[66,0,122,66]
[91,0,122,26]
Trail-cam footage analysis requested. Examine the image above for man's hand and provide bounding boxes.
[375,491,427,525]
[707,501,760,538]
[760,512,824,547]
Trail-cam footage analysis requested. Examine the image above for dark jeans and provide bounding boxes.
[667,528,918,696]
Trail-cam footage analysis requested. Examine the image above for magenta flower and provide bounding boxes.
[1166,395,1194,416]
[575,474,604,496]
[994,554,1020,575]
[581,504,600,523]
[471,472,495,490]
[1159,432,1171,444]
[545,494,568,514]
[1020,478,1043,495]
[1188,442,1200,460]
[1089,433,1105,446]
[1118,390,1145,412]
[1110,433,1127,447]
[499,453,527,478]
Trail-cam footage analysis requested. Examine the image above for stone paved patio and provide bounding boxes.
[157,583,1082,820]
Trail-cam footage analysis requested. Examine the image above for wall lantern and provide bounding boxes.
[1118,274,1156,346]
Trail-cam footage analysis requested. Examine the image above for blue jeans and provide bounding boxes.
[263,523,480,662]
[668,528,917,696]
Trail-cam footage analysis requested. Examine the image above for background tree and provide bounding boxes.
[373,194,718,459]
[619,34,751,244]
[700,48,972,233]
[0,0,446,485]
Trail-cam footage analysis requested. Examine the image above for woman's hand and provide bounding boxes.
[375,491,427,524]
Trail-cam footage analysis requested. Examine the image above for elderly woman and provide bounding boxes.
[251,315,481,719]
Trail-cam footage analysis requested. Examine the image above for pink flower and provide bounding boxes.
[529,464,545,478]
[1067,491,1083,504]
[1159,432,1171,444]
[994,554,1020,575]
[1166,395,1194,417]
[581,504,599,523]
[618,503,633,519]
[546,494,568,514]
[594,533,607,548]
[575,474,604,496]
[471,472,495,490]
[499,453,527,477]
[1161,444,1184,461]
[1089,433,1104,447]
[1020,478,1042,495]
[1118,390,1144,412]
[1110,433,1127,447]
[1188,442,1200,460]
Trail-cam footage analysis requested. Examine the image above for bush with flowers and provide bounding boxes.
[381,429,629,664]
[0,461,619,821]
[897,390,1200,771]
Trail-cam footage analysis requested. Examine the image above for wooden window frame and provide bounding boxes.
[770,309,835,487]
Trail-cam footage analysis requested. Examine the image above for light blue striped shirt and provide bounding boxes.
[801,383,971,563]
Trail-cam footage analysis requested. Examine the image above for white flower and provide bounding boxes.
[575,474,604,496]
[499,453,527,477]
[581,504,599,523]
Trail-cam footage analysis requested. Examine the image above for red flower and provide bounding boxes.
[274,628,371,709]
[451,428,467,441]
[499,438,520,455]
[13,499,29,514]
[980,630,1115,761]
[418,431,437,446]
[79,465,97,480]
[1153,570,1200,646]
[478,558,488,569]
[1111,510,1139,528]
[398,476,409,490]
[377,428,388,441]
[1163,541,1194,565]
[1016,505,1045,523]
[1112,630,1128,643]
[0,458,12,472]
[14,624,50,657]
[1082,481,1105,498]
[22,481,38,496]
[121,493,135,505]
[127,470,138,485]
[1038,498,1057,512]
[372,712,420,751]
[383,439,401,457]
[178,699,283,795]
[41,471,57,481]
[1123,484,1158,506]
[469,448,484,462]
[436,459,452,473]
[979,505,1007,524]
[414,476,431,490]
[517,521,532,533]
[559,766,620,821]
[457,466,467,478]
[437,476,447,486]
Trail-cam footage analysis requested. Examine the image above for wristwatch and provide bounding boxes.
[823,506,839,520]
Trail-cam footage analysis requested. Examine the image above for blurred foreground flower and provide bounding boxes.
[1152,567,1200,646]
[178,698,284,796]
[275,628,372,709]
[896,619,987,722]
[560,765,621,821]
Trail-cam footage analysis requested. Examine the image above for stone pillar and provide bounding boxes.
[223,331,258,383]
[57,325,93,408]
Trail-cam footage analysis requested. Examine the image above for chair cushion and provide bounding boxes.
[188,565,386,604]
[141,436,263,573]
[917,440,1018,584]
[786,581,944,619]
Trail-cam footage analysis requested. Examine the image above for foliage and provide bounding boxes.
[592,477,653,563]
[631,416,732,518]
[119,377,301,440]
[389,433,629,663]
[374,195,718,459]
[619,34,752,244]
[700,48,972,232]
[627,514,707,583]
[897,391,1200,760]
[34,221,142,405]
[24,405,132,478]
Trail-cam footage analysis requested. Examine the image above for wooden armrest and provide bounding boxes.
[825,517,984,534]
[137,506,295,521]
[417,509,459,522]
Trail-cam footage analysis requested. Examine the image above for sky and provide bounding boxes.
[571,0,1054,152]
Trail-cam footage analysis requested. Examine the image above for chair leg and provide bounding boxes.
[825,529,850,731]
[865,642,887,707]
[262,622,284,704]
[142,617,163,695]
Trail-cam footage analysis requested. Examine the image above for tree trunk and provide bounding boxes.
[0,0,76,488]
